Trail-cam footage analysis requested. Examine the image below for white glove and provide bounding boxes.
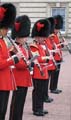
[7,55,17,61]
[42,56,51,60]
[55,48,60,53]
[27,60,30,66]
[7,55,19,64]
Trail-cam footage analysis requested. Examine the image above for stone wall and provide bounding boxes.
[1,0,71,38]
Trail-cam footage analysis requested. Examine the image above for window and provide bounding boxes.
[52,7,66,32]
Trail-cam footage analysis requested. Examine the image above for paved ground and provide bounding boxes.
[5,51,71,120]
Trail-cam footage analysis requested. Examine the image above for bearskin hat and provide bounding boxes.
[54,15,63,29]
[0,3,16,29]
[47,17,55,34]
[31,19,51,38]
[11,15,31,39]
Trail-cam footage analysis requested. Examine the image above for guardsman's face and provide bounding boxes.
[54,29,60,34]
[35,37,46,44]
[0,28,8,37]
[16,37,27,45]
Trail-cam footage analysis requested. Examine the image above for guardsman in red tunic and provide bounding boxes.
[9,15,32,120]
[43,17,56,102]
[0,3,21,120]
[30,19,51,116]
[49,15,64,94]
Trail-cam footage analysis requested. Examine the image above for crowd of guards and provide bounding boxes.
[0,2,68,120]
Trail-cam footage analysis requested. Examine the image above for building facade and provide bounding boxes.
[1,0,71,39]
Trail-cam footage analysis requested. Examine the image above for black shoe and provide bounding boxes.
[57,89,62,93]
[43,110,48,114]
[33,111,45,116]
[44,97,54,103]
[51,89,62,94]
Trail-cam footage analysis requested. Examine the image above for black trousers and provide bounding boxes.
[43,79,49,100]
[32,79,48,112]
[0,91,10,120]
[9,87,28,120]
[50,61,61,90]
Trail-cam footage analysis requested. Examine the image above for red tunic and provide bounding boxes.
[30,44,49,80]
[52,34,63,61]
[13,46,32,87]
[0,38,16,90]
[45,38,56,70]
